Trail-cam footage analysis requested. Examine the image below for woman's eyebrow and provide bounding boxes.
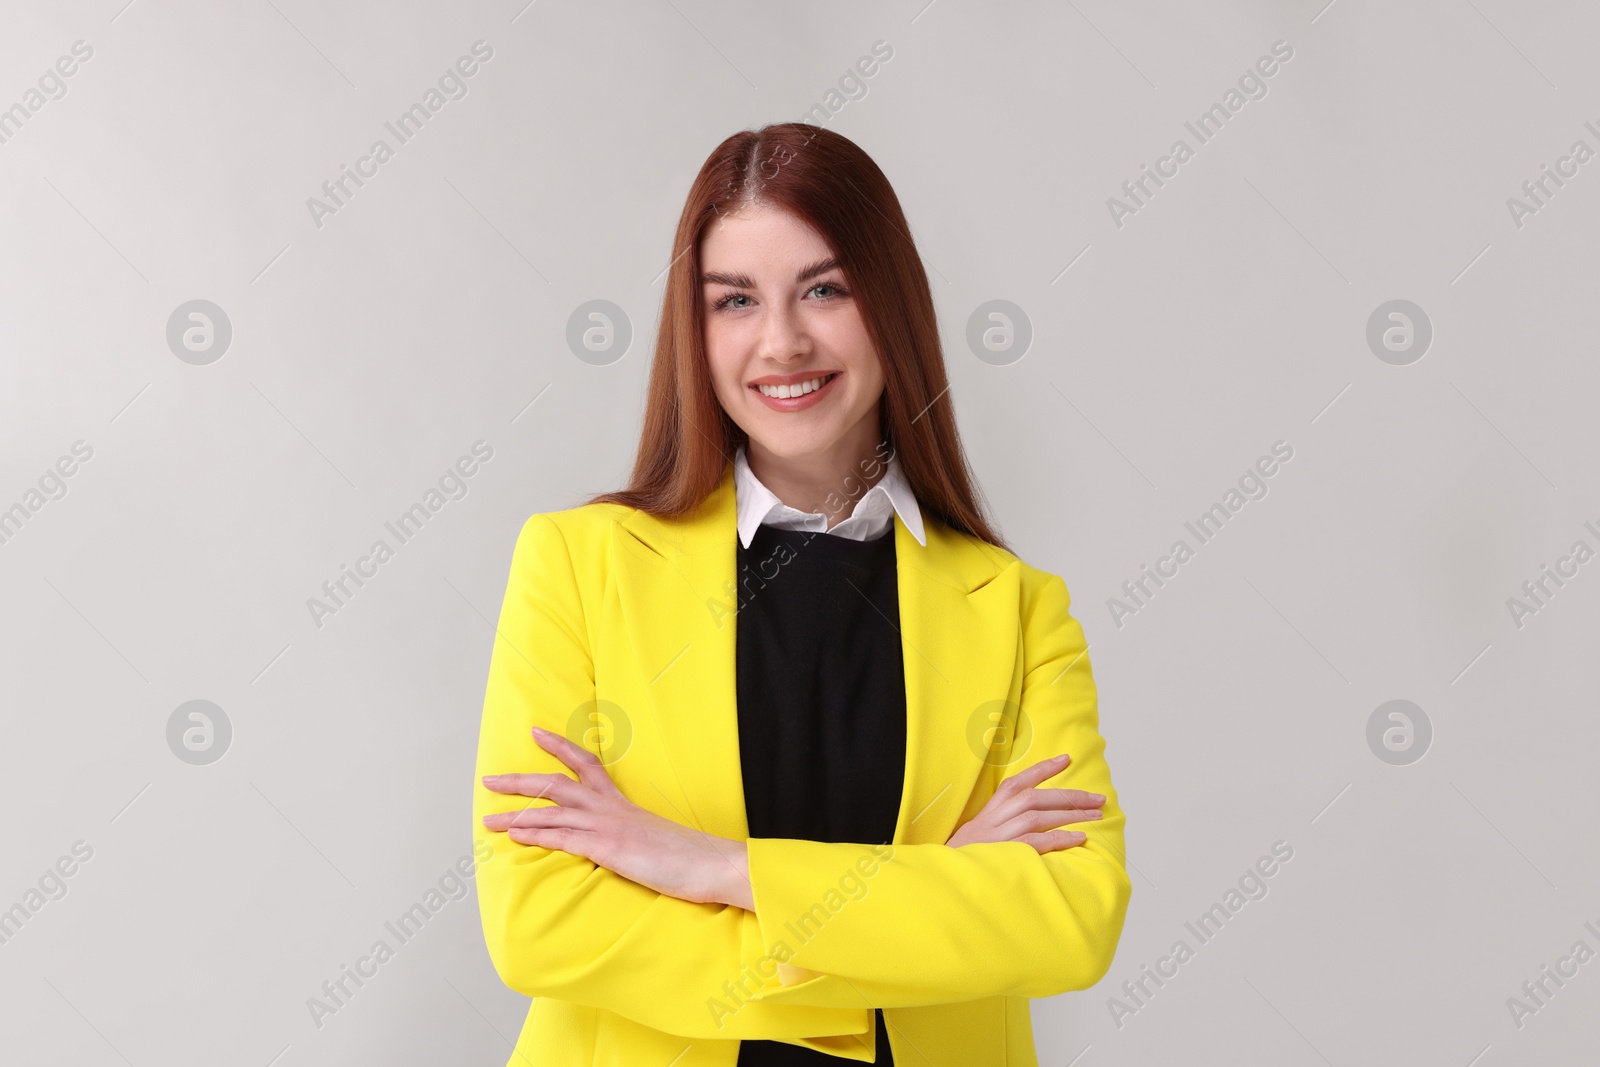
[701,257,842,289]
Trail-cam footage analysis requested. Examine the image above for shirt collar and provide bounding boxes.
[733,443,927,550]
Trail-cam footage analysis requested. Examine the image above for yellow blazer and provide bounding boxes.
[472,461,1130,1066]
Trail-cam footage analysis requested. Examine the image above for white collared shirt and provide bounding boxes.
[733,443,926,550]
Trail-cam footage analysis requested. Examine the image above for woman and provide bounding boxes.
[473,123,1130,1066]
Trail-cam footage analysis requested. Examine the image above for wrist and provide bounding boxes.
[712,838,754,910]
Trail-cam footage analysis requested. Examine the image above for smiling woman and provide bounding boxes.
[472,122,1131,1067]
[700,207,888,486]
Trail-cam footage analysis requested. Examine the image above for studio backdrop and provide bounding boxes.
[2,1,1596,1064]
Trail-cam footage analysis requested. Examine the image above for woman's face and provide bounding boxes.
[700,202,885,465]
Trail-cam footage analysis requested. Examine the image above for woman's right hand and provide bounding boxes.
[945,752,1104,854]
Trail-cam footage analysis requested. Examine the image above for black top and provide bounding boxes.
[735,522,905,1066]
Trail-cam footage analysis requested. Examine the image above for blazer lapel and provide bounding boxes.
[892,513,1023,845]
[609,460,1022,848]
[611,464,749,839]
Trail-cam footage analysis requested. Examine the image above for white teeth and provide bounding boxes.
[757,374,834,399]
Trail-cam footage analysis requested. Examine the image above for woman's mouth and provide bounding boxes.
[750,372,840,411]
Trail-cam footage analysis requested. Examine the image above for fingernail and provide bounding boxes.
[482,775,500,785]
[1091,811,1103,820]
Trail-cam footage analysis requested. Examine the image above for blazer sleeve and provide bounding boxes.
[472,513,880,1042]
[734,566,1132,1010]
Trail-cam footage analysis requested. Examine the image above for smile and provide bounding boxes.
[750,372,840,411]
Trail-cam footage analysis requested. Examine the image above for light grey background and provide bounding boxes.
[2,1,1596,1064]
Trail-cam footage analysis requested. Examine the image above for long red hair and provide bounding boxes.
[584,122,1010,552]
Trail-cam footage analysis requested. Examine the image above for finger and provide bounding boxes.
[1035,787,1106,809]
[990,787,1105,823]
[995,807,1102,839]
[532,726,624,798]
[484,804,604,833]
[994,753,1073,798]
[1017,828,1088,854]
[481,771,595,809]
[505,823,597,856]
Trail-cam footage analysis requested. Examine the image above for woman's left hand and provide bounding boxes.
[482,725,753,909]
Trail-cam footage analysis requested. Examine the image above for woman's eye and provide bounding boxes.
[712,284,847,312]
